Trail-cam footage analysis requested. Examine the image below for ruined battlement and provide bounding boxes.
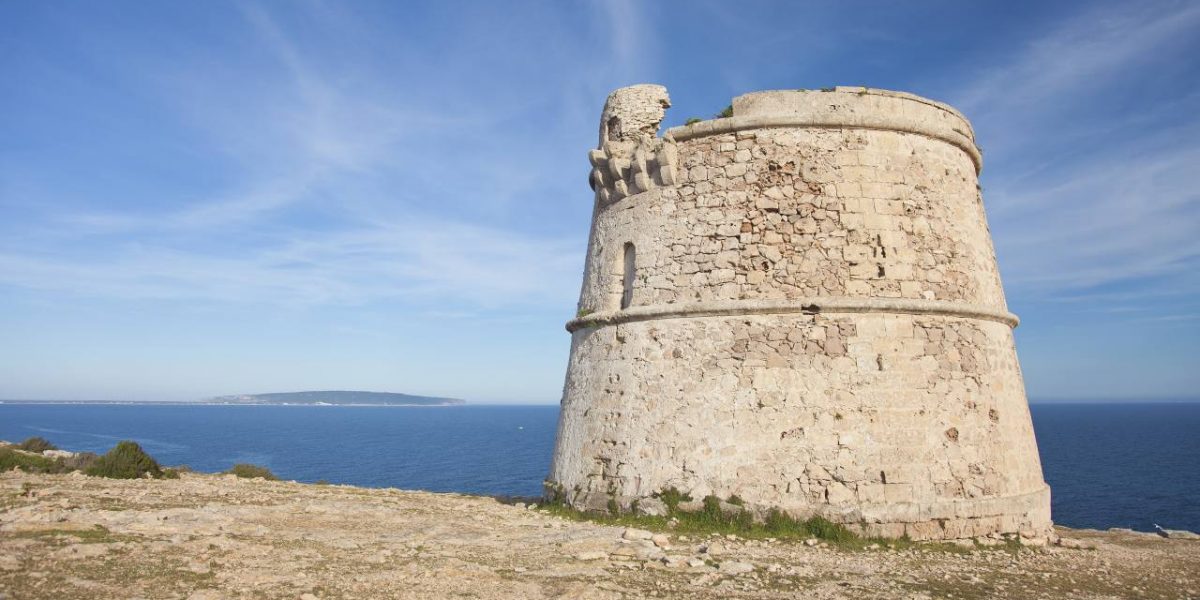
[549,84,1051,541]
[671,87,981,172]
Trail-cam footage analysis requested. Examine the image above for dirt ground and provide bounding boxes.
[1,471,1197,599]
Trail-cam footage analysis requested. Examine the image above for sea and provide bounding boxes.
[0,402,1196,534]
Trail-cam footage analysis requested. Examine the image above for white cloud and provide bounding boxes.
[0,2,622,312]
[0,212,581,310]
[954,2,1200,122]
[950,1,1200,311]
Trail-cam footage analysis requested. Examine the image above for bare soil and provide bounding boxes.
[1,471,1196,599]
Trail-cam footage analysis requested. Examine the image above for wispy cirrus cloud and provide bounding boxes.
[954,2,1200,122]
[0,214,580,309]
[947,1,1200,315]
[0,1,651,313]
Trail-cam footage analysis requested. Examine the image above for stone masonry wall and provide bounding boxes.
[549,87,1051,541]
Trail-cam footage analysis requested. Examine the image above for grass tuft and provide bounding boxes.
[654,487,691,512]
[537,489,975,552]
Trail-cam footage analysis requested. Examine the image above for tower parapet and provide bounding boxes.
[548,85,1051,541]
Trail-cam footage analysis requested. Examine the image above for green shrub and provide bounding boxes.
[797,515,857,543]
[17,437,58,453]
[0,448,68,473]
[224,463,278,480]
[85,441,163,479]
[715,105,733,118]
[684,117,702,126]
[654,487,691,512]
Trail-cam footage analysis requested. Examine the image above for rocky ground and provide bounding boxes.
[1,471,1197,599]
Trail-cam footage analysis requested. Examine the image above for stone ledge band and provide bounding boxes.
[566,297,1019,333]
[664,114,983,174]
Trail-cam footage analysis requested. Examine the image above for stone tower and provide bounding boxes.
[547,85,1051,540]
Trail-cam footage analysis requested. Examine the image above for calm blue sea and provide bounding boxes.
[0,402,1196,533]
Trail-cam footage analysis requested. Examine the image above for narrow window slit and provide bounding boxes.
[621,242,636,310]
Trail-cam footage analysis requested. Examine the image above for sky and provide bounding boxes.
[1,0,1197,404]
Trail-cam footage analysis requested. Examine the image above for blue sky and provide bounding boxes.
[1,1,1196,403]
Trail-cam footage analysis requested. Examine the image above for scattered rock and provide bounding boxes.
[186,591,223,600]
[1057,538,1094,550]
[636,497,668,517]
[651,534,670,548]
[0,555,19,571]
[659,556,687,568]
[718,561,755,575]
[575,551,608,561]
[1158,529,1200,540]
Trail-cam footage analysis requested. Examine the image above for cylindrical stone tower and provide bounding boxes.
[547,85,1051,540]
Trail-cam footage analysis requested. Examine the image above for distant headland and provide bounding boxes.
[206,391,466,406]
[0,391,466,406]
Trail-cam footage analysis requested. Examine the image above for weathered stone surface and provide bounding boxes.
[622,527,653,541]
[718,560,755,575]
[549,85,1051,540]
[635,496,668,516]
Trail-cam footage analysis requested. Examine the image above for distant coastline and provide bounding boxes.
[0,390,467,407]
